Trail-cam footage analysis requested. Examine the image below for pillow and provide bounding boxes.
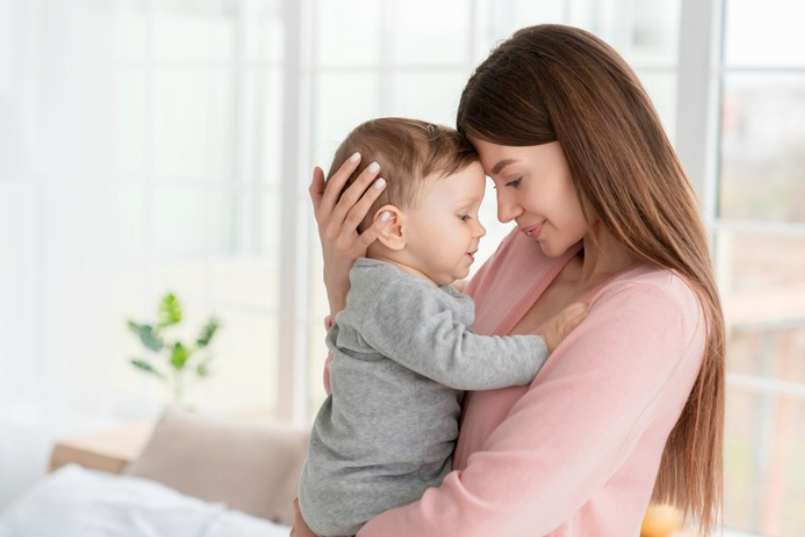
[123,407,309,526]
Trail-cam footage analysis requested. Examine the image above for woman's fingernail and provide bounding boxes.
[380,211,391,222]
[350,152,361,162]
[374,178,386,189]
[368,162,380,173]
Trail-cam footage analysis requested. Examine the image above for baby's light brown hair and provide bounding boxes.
[326,118,478,231]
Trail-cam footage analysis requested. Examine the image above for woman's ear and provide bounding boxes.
[373,204,406,251]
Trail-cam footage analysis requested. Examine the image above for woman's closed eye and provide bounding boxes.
[493,177,523,190]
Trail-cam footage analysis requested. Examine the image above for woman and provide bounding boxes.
[295,24,725,537]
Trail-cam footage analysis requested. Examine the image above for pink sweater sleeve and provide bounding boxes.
[357,281,704,537]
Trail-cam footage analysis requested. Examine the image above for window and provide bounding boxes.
[76,0,288,419]
[717,1,805,535]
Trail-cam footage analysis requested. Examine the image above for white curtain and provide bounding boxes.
[0,0,128,508]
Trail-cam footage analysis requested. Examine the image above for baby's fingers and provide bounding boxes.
[542,302,588,353]
[556,302,588,330]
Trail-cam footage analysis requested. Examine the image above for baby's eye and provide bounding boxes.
[459,214,471,221]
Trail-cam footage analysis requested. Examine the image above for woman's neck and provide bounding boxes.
[575,222,642,289]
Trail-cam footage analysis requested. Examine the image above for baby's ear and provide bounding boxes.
[373,204,406,251]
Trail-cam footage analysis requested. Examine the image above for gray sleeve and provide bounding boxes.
[358,280,549,390]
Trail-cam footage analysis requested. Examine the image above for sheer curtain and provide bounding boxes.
[0,0,142,507]
[1,0,292,508]
[1,0,121,423]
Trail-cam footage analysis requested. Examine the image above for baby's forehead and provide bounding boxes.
[418,163,485,202]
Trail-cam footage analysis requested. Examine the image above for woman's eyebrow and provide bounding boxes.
[491,158,519,175]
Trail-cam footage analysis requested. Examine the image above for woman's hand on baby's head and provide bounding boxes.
[309,155,391,315]
[539,302,588,354]
[310,155,389,255]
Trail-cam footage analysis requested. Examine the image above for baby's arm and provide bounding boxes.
[359,283,586,390]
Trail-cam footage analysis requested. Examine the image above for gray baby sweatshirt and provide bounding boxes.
[298,258,549,536]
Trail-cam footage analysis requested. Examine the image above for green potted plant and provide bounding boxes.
[127,292,220,406]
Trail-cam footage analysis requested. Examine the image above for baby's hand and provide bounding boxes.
[539,302,588,353]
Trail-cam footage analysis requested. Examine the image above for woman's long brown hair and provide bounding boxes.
[457,24,725,535]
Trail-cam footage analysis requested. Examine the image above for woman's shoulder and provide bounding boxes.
[590,264,705,337]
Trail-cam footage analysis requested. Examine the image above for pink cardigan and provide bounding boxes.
[329,230,705,537]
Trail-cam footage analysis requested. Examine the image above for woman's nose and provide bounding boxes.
[496,192,522,223]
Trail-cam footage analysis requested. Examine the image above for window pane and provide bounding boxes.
[256,190,282,258]
[154,70,236,180]
[387,71,470,127]
[725,0,805,68]
[154,0,237,62]
[719,74,805,223]
[724,387,805,536]
[256,68,284,186]
[113,183,146,261]
[476,0,567,60]
[728,328,805,385]
[388,0,471,65]
[91,69,147,177]
[85,0,148,62]
[314,0,382,67]
[208,187,237,255]
[569,0,681,65]
[637,71,678,143]
[313,73,381,167]
[201,309,278,415]
[152,264,209,302]
[718,231,805,336]
[212,257,279,311]
[244,0,284,63]
[154,186,236,259]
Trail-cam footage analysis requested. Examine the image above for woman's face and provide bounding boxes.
[469,138,588,258]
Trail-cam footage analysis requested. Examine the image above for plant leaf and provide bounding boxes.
[196,318,220,347]
[170,342,192,371]
[158,293,182,327]
[130,358,166,380]
[127,321,164,352]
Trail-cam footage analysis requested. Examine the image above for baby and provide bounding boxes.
[298,118,586,537]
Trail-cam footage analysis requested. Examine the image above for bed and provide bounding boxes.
[0,407,308,537]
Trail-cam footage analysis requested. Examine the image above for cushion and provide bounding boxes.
[123,407,309,526]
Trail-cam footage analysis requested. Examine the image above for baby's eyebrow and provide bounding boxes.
[454,197,482,206]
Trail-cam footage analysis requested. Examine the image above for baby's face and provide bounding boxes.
[402,161,487,285]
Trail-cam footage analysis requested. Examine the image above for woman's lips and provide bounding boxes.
[520,222,545,240]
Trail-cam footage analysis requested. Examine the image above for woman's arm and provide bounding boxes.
[309,157,391,317]
[356,282,705,537]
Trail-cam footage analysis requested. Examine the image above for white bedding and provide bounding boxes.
[0,464,291,537]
